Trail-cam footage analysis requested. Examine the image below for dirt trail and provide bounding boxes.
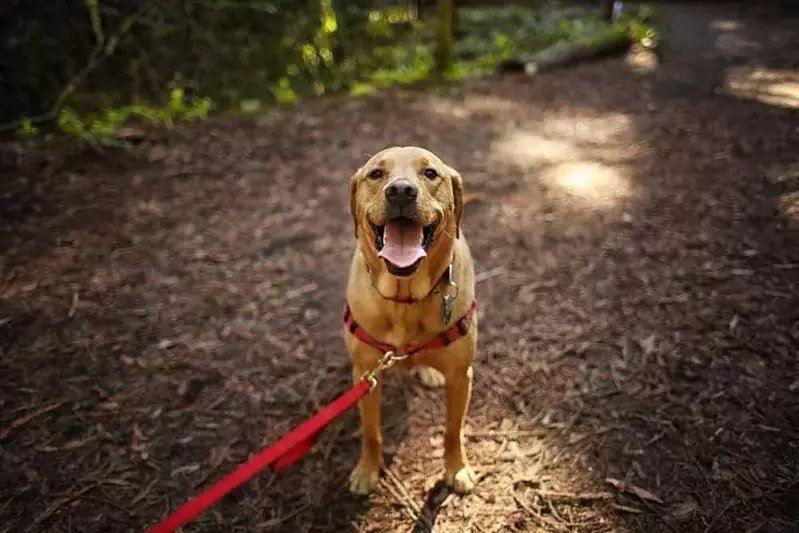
[1,3,798,532]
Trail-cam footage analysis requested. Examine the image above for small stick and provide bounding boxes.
[384,468,424,518]
[465,429,547,439]
[512,493,569,532]
[475,267,505,283]
[34,484,97,526]
[535,489,615,502]
[68,291,79,318]
[1,401,64,439]
[613,503,644,514]
[380,478,420,523]
[256,504,310,529]
[130,479,159,507]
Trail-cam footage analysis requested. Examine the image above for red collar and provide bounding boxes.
[342,299,478,357]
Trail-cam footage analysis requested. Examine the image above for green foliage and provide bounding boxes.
[6,1,658,148]
[15,119,40,146]
[628,20,658,47]
[19,85,213,150]
[270,77,299,105]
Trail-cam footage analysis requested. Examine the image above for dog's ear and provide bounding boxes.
[349,170,360,238]
[450,169,463,239]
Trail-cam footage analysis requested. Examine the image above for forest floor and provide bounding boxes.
[1,2,798,532]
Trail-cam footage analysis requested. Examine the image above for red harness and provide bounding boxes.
[342,299,478,356]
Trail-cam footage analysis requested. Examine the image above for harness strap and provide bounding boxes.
[342,299,478,356]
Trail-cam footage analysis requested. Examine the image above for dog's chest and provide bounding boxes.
[376,304,441,350]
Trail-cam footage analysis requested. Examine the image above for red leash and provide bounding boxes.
[146,378,373,533]
[147,300,477,533]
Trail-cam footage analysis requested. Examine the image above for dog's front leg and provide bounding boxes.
[348,357,383,495]
[443,363,477,494]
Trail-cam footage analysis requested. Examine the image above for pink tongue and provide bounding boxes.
[378,220,426,268]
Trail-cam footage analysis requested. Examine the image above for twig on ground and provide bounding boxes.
[381,477,421,523]
[384,468,425,519]
[1,401,65,440]
[281,282,318,301]
[512,492,569,532]
[68,291,79,318]
[34,484,98,526]
[475,267,505,283]
[605,477,664,505]
[703,500,735,533]
[130,479,158,507]
[535,490,615,503]
[256,504,310,529]
[466,429,548,439]
[545,499,572,527]
[613,503,644,514]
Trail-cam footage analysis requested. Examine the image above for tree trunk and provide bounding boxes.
[434,0,455,78]
[602,0,614,22]
[498,25,631,75]
[417,0,435,18]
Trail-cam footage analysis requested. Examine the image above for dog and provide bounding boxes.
[343,146,479,496]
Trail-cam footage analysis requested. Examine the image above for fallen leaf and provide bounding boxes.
[668,498,699,522]
[638,334,657,355]
[157,339,177,350]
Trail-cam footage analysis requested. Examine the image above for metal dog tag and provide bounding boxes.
[440,263,458,326]
[442,292,455,325]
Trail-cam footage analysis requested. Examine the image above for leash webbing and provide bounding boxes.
[146,379,373,533]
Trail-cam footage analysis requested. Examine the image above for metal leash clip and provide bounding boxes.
[361,350,409,389]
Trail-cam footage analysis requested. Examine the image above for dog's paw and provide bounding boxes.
[445,465,477,494]
[348,460,381,495]
[416,367,446,388]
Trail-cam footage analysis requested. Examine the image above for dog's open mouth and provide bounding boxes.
[370,217,437,276]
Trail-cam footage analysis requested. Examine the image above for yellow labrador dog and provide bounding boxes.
[343,146,479,495]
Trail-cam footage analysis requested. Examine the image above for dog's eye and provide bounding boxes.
[368,168,384,180]
[423,168,438,180]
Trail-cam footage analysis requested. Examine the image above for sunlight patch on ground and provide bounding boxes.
[423,94,520,121]
[539,113,634,144]
[625,46,659,74]
[423,97,471,119]
[714,30,761,56]
[491,131,580,166]
[359,397,630,532]
[771,165,799,227]
[724,66,799,110]
[543,161,632,209]
[460,94,520,114]
[779,190,799,225]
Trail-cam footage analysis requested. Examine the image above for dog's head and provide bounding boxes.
[349,146,463,278]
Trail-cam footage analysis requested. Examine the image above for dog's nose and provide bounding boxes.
[384,180,418,207]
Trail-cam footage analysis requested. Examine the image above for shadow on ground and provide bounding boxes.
[1,2,798,533]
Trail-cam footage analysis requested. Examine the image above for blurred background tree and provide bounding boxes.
[0,0,653,147]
